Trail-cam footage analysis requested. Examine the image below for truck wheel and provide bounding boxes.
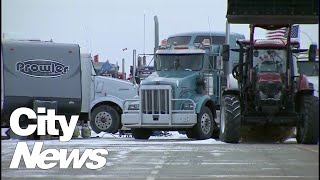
[90,105,120,134]
[192,106,214,140]
[185,130,195,138]
[296,96,319,144]
[219,95,241,143]
[131,128,152,139]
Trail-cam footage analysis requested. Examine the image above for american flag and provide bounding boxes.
[265,25,299,40]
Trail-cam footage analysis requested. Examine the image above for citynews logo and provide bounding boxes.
[9,107,108,170]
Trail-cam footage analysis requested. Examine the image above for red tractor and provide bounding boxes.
[220,0,319,144]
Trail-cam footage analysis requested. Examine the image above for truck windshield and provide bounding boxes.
[156,54,203,71]
[167,36,192,45]
[253,49,286,73]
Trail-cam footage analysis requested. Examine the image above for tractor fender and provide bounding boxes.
[295,74,314,96]
[296,74,313,91]
[294,75,315,110]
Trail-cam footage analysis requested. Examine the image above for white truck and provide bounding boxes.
[1,40,137,135]
[80,53,138,133]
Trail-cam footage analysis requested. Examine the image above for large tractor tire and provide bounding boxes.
[131,128,152,139]
[219,95,241,143]
[90,105,120,134]
[191,106,214,140]
[296,95,319,144]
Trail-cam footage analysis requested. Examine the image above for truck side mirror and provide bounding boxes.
[308,44,317,62]
[222,44,230,61]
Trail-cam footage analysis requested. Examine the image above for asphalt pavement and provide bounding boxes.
[1,135,319,180]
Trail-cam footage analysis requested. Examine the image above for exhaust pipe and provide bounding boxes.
[133,49,136,84]
[122,58,125,80]
[224,20,230,76]
[154,16,159,69]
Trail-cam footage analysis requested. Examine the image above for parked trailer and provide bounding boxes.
[1,40,82,127]
[1,40,138,136]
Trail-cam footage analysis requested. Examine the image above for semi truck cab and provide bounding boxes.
[122,40,223,140]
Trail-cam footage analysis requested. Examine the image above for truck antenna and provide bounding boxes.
[144,13,146,56]
[207,16,213,46]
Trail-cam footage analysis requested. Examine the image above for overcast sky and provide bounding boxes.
[2,0,319,75]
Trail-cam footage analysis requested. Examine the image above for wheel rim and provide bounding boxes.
[201,113,211,135]
[221,105,225,134]
[95,111,112,130]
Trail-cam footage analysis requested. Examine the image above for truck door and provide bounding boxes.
[206,55,221,105]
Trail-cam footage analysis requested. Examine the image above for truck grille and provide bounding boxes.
[141,87,171,114]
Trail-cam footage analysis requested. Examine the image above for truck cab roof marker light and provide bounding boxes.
[202,39,211,47]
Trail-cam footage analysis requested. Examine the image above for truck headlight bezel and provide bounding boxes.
[128,104,139,110]
[182,102,194,110]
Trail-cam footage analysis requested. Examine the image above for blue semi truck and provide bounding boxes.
[121,16,245,140]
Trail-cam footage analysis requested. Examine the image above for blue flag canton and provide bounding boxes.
[285,25,299,38]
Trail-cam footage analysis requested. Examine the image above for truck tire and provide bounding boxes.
[219,95,241,143]
[296,95,319,144]
[185,130,195,139]
[192,106,214,140]
[211,126,220,139]
[90,105,120,134]
[131,128,152,139]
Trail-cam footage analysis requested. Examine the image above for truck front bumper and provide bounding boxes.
[122,113,197,128]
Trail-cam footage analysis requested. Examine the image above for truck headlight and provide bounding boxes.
[128,104,139,110]
[182,103,194,110]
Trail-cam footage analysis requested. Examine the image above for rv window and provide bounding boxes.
[194,36,225,45]
[167,36,192,45]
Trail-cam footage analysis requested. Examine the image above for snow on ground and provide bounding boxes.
[90,130,225,145]
[2,128,226,146]
[2,127,298,146]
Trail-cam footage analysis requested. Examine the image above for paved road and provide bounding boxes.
[1,136,319,180]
